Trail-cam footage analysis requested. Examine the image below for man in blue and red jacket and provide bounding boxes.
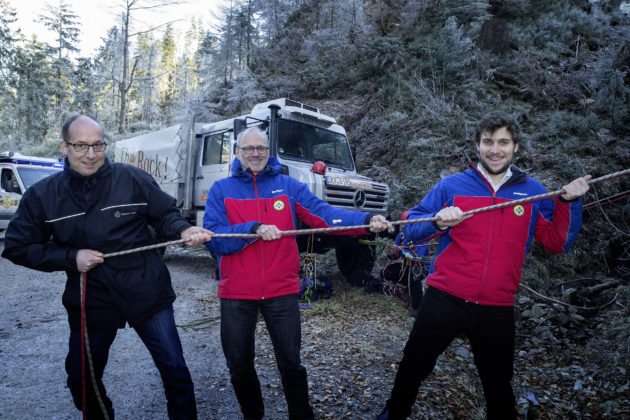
[377,111,591,420]
[203,127,391,420]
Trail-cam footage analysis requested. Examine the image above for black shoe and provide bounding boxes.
[376,408,389,420]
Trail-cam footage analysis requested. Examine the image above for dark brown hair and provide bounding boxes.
[475,111,522,144]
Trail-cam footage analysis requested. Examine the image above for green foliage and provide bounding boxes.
[19,139,63,159]
[437,0,491,25]
[359,36,405,77]
[511,1,609,55]
[430,17,478,82]
[594,67,630,130]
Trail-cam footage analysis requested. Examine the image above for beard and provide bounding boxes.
[479,157,512,176]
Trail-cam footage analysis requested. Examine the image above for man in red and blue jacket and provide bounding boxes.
[203,127,391,420]
[377,111,591,420]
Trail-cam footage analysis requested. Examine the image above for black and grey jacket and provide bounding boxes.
[2,158,191,330]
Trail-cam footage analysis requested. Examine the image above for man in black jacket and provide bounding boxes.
[2,115,213,420]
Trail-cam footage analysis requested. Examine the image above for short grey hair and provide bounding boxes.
[236,127,268,148]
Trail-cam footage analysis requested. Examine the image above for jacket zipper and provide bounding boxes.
[477,191,496,303]
[252,174,265,299]
[476,175,521,302]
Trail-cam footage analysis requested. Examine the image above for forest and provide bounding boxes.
[0,0,629,416]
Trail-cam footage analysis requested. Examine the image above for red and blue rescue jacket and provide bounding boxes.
[404,165,583,306]
[204,157,371,300]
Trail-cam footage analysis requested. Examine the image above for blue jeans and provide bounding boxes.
[65,305,197,419]
[220,294,314,420]
[385,286,517,420]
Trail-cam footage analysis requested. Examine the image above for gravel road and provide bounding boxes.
[0,244,294,419]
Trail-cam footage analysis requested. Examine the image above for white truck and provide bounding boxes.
[114,98,390,275]
[0,152,64,231]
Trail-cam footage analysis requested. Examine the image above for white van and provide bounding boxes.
[0,152,64,230]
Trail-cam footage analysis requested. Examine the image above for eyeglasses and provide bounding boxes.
[65,141,107,153]
[240,146,269,155]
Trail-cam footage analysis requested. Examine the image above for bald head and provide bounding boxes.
[60,115,107,177]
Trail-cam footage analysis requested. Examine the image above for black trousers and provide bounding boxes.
[385,286,517,420]
[220,295,314,420]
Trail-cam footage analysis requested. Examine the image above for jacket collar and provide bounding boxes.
[468,163,527,190]
[64,156,113,185]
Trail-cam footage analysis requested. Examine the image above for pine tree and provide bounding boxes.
[131,32,160,126]
[92,25,123,129]
[158,24,177,124]
[37,0,81,120]
[10,40,53,144]
[0,0,18,86]
[0,0,19,140]
[71,57,97,115]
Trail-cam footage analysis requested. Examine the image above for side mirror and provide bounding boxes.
[233,118,247,139]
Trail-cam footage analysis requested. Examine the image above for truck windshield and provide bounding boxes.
[277,119,354,171]
[17,167,61,189]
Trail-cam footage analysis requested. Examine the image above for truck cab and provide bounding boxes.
[194,99,389,215]
[195,99,390,275]
[0,152,64,230]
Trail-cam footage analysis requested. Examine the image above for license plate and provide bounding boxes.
[325,176,352,187]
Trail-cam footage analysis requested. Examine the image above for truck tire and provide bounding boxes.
[335,240,376,278]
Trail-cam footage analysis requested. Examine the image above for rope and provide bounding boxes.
[99,168,630,259]
[394,167,630,227]
[80,273,86,420]
[80,272,110,419]
[583,190,630,211]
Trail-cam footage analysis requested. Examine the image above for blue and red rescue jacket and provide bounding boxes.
[204,157,372,300]
[404,165,583,306]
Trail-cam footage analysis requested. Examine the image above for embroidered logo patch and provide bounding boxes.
[273,200,285,211]
[513,205,525,216]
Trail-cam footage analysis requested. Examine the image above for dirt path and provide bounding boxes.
[0,245,244,419]
[2,242,629,419]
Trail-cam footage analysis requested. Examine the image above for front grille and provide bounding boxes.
[324,182,389,213]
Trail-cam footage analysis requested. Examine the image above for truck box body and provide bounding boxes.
[115,124,187,203]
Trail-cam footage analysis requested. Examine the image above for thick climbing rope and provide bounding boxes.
[80,272,110,420]
[80,272,86,419]
[101,168,630,258]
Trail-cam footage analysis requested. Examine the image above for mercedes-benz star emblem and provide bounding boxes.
[353,190,366,208]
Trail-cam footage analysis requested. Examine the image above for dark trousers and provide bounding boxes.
[220,294,314,420]
[385,286,517,420]
[65,305,197,420]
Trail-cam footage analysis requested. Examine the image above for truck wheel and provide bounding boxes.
[335,240,375,278]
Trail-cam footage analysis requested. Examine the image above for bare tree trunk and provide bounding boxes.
[118,1,132,134]
[246,0,252,68]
